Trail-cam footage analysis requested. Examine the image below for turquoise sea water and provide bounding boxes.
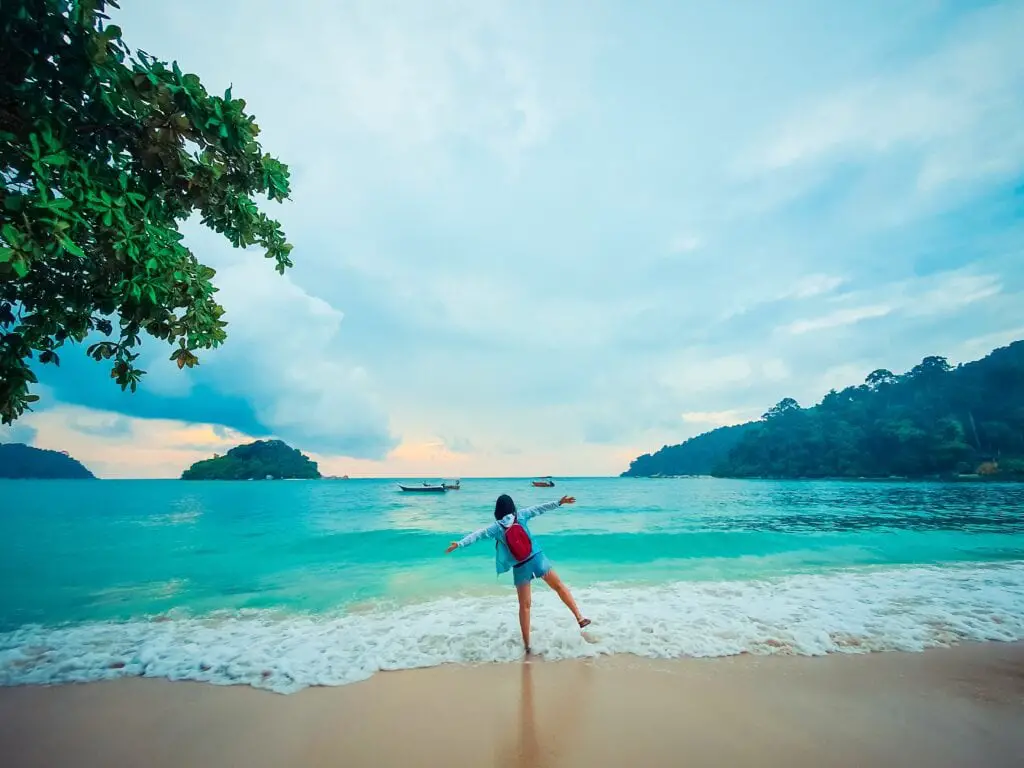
[2,477,1023,693]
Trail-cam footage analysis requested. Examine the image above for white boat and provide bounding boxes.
[398,482,447,493]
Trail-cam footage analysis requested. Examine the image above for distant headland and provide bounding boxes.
[623,340,1024,481]
[0,443,96,479]
[181,439,321,480]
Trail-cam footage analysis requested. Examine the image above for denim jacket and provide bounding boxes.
[455,500,561,574]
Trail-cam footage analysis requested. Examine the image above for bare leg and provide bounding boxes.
[541,569,587,624]
[516,580,532,652]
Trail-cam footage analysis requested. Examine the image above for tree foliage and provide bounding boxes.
[181,439,320,480]
[714,341,1024,479]
[620,422,756,477]
[0,441,95,478]
[623,341,1024,480]
[1,0,293,424]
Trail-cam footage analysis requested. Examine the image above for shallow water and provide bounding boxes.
[1,477,1022,692]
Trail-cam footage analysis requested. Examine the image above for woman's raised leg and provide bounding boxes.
[541,569,589,626]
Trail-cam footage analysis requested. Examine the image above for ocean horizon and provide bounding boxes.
[2,477,1023,694]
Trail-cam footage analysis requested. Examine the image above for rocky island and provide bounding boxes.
[181,439,321,480]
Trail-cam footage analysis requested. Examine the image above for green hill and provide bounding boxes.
[181,439,321,480]
[714,341,1024,479]
[0,443,96,479]
[624,340,1024,480]
[621,422,756,477]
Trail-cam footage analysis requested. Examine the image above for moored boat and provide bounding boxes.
[398,482,447,493]
[531,476,555,487]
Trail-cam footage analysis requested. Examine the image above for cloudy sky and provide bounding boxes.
[4,0,1024,478]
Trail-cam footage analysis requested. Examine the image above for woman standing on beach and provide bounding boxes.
[446,494,591,654]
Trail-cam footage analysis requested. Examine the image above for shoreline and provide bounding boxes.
[1,642,1022,767]
[3,559,1023,693]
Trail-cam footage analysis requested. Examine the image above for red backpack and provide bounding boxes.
[503,515,533,563]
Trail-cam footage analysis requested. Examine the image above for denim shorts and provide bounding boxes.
[512,552,552,586]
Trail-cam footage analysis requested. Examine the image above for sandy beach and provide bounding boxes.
[1,642,1022,767]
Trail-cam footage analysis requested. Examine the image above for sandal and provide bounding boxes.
[578,618,591,629]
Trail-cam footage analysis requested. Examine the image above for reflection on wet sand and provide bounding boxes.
[496,659,592,768]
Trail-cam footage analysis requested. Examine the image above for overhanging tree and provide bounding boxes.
[1,0,293,424]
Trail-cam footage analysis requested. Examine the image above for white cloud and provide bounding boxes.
[115,0,595,164]
[954,327,1024,362]
[28,0,1017,478]
[680,410,752,428]
[669,233,702,254]
[0,421,37,445]
[761,359,791,381]
[659,354,753,395]
[202,254,397,458]
[781,269,1002,336]
[22,404,254,479]
[783,304,893,335]
[284,2,558,158]
[904,273,1002,317]
[814,363,874,395]
[744,2,1024,198]
[783,274,847,300]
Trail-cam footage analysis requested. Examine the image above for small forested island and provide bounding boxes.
[181,439,321,480]
[623,340,1024,480]
[0,443,97,479]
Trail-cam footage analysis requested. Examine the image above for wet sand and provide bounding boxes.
[1,642,1023,767]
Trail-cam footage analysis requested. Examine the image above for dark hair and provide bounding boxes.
[494,494,517,520]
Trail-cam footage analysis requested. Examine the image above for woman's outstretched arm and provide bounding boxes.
[445,522,499,553]
[519,496,576,522]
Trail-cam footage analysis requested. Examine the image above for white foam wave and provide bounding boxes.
[2,563,1023,694]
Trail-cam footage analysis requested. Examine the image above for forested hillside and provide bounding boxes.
[715,341,1024,478]
[621,423,756,477]
[624,340,1024,479]
[0,443,96,479]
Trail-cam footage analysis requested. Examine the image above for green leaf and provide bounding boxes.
[0,10,294,425]
[60,238,87,258]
